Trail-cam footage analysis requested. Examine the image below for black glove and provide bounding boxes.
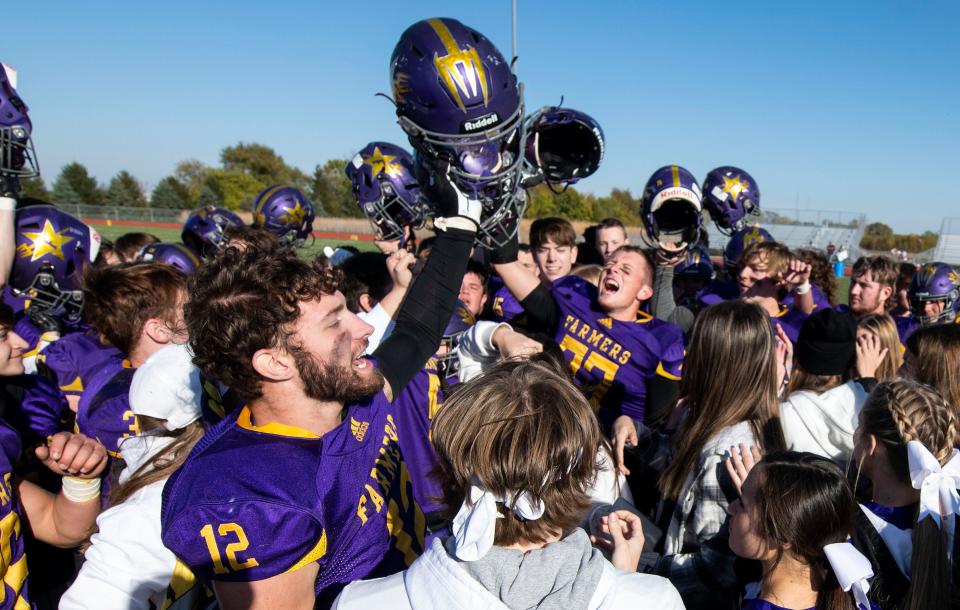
[27,307,61,336]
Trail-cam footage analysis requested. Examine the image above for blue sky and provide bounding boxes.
[6,1,958,232]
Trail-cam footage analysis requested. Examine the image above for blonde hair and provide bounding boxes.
[571,264,602,286]
[857,314,903,382]
[431,360,601,546]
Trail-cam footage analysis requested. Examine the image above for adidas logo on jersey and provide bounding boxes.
[350,417,369,442]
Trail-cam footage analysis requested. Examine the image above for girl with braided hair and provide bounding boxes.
[851,379,960,609]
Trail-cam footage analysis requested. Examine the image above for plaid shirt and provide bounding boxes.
[635,420,757,610]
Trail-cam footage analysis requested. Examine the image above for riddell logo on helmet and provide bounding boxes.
[462,113,500,133]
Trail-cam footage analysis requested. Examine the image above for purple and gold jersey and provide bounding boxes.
[769,305,808,344]
[894,315,919,346]
[697,279,738,310]
[391,359,456,516]
[36,332,121,397]
[551,276,684,429]
[77,367,138,458]
[161,392,425,603]
[2,374,69,444]
[487,277,525,323]
[0,419,30,609]
[782,283,830,311]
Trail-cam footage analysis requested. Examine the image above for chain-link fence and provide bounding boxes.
[58,204,186,224]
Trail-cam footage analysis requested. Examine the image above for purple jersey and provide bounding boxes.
[697,279,738,310]
[487,277,525,323]
[36,332,122,397]
[161,393,426,603]
[769,305,809,344]
[0,419,30,609]
[2,374,70,444]
[77,367,138,457]
[391,359,456,516]
[551,276,685,429]
[894,315,919,347]
[0,286,25,315]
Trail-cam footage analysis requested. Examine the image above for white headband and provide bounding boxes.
[823,542,874,610]
[907,440,960,527]
[451,479,545,561]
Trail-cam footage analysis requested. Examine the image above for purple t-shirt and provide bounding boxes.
[550,276,685,429]
[77,367,138,458]
[0,419,30,609]
[161,392,426,603]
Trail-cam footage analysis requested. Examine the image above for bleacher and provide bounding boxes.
[932,218,960,265]
[703,218,864,257]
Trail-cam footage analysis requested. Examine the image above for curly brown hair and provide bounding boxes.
[185,245,342,403]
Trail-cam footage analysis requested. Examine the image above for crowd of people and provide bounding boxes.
[2,15,960,610]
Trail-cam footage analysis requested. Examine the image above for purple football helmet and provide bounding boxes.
[136,242,201,275]
[251,185,315,243]
[676,245,715,280]
[0,63,40,193]
[11,205,100,322]
[437,300,476,379]
[909,262,960,326]
[345,142,425,241]
[641,165,703,254]
[391,18,527,247]
[702,167,760,236]
[181,206,243,258]
[524,106,604,188]
[723,226,774,270]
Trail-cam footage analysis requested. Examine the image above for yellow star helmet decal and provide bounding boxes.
[722,175,748,199]
[16,219,75,261]
[280,201,308,227]
[363,146,403,178]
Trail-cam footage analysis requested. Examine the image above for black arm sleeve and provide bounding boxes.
[643,375,680,429]
[518,282,561,333]
[374,227,474,396]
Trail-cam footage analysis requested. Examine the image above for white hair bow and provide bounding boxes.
[823,542,874,610]
[451,479,546,561]
[907,440,960,527]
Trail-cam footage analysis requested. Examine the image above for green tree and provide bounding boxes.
[106,170,148,208]
[220,142,309,191]
[51,177,82,205]
[310,159,354,217]
[151,176,191,209]
[202,169,264,211]
[52,162,104,205]
[174,159,207,203]
[18,176,50,200]
[195,183,223,209]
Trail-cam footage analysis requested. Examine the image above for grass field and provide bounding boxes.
[91,223,378,259]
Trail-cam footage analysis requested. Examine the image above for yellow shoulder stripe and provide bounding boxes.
[285,530,328,574]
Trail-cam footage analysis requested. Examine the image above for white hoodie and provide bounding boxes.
[780,380,868,464]
[333,537,684,610]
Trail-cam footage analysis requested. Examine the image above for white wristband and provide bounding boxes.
[62,476,101,502]
[433,216,479,233]
[793,280,811,295]
[0,197,15,212]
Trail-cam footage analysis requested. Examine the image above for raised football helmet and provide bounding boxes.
[702,166,760,235]
[524,106,604,189]
[136,242,201,275]
[437,300,476,380]
[391,18,526,247]
[909,262,960,326]
[0,63,40,195]
[251,185,315,244]
[723,226,774,270]
[345,142,425,241]
[181,206,243,258]
[640,165,703,254]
